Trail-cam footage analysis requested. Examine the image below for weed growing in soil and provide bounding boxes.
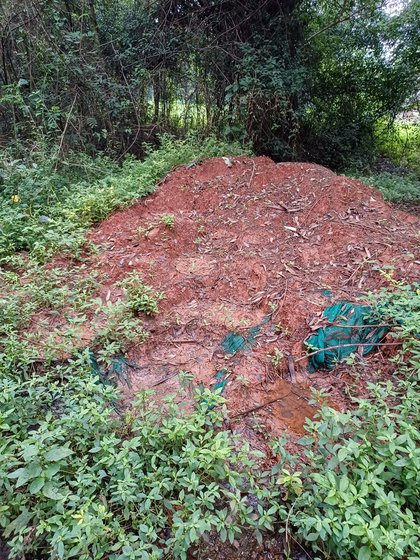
[369,274,420,375]
[269,347,284,368]
[118,273,164,316]
[160,213,175,229]
[274,322,289,336]
[92,299,150,357]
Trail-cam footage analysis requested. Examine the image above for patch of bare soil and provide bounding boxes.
[191,530,308,560]
[50,157,420,451]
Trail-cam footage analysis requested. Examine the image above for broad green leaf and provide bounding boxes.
[21,445,39,460]
[358,546,371,560]
[339,475,349,492]
[29,477,45,494]
[350,525,365,536]
[44,463,61,479]
[42,482,63,500]
[337,447,348,462]
[305,533,319,541]
[15,463,42,488]
[57,541,65,559]
[44,447,73,462]
[4,510,33,537]
[7,468,25,479]
[324,495,339,505]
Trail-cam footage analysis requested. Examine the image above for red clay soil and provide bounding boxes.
[65,157,420,446]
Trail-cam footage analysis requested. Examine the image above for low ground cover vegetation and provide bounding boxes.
[352,171,419,203]
[1,275,418,559]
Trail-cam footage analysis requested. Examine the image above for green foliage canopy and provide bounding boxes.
[0,0,418,167]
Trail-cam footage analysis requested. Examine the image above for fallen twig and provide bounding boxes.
[231,388,307,419]
[55,94,77,168]
[295,341,402,363]
[171,338,200,344]
[151,371,180,387]
[288,354,296,383]
[248,161,256,189]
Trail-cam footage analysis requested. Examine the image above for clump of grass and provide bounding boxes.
[160,213,175,229]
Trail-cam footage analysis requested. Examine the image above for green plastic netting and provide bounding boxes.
[200,316,270,406]
[305,302,389,372]
[88,349,136,386]
[221,316,269,355]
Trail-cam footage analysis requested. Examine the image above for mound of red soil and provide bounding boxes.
[81,157,419,442]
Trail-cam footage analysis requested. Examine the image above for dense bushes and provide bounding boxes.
[288,379,419,560]
[1,1,419,167]
[375,121,420,175]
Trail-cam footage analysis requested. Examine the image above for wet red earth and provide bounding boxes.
[49,156,419,455]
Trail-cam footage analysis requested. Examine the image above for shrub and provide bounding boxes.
[285,379,419,560]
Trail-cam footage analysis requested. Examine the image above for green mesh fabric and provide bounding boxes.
[87,316,269,409]
[306,302,389,372]
[88,348,135,386]
[212,368,229,393]
[222,332,246,354]
[200,317,270,408]
[221,316,269,354]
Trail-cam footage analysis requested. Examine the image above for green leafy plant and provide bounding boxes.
[369,275,420,375]
[118,273,164,316]
[274,322,289,336]
[274,278,420,560]
[92,299,150,353]
[285,378,420,560]
[276,469,303,501]
[236,374,250,387]
[269,347,284,367]
[160,213,175,229]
